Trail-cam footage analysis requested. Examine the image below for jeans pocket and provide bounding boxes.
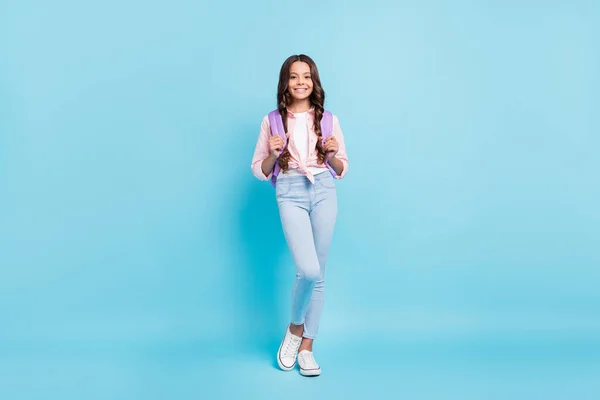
[276,180,291,197]
[320,174,336,189]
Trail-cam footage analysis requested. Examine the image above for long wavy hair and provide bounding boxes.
[276,54,326,172]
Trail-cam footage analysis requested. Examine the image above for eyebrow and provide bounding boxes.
[290,72,311,75]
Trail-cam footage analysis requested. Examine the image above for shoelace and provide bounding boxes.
[283,335,301,357]
[299,351,317,368]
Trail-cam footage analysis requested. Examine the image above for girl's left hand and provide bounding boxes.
[324,136,339,160]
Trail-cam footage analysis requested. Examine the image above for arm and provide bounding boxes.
[261,154,278,178]
[327,155,345,177]
[326,115,349,179]
[251,117,274,181]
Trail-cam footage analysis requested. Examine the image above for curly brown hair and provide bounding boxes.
[276,54,327,172]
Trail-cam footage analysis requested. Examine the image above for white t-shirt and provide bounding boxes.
[283,111,328,176]
[294,111,310,162]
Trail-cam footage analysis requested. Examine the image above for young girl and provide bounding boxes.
[251,54,349,376]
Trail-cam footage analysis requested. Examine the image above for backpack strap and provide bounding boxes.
[268,109,286,142]
[320,110,334,144]
[320,110,337,178]
[267,110,286,187]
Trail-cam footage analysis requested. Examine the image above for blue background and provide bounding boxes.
[1,0,599,398]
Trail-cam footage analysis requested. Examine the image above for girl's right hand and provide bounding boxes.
[268,135,287,158]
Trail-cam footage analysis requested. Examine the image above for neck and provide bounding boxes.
[287,100,312,113]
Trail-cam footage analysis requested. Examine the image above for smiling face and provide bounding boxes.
[288,61,313,102]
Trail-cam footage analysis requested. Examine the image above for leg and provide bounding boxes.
[301,184,338,343]
[277,201,321,327]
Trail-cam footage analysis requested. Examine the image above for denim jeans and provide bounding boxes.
[275,171,337,339]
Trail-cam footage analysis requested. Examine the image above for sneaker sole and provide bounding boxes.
[276,340,296,371]
[299,367,321,377]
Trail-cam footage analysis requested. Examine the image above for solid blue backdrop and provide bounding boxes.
[1,0,599,398]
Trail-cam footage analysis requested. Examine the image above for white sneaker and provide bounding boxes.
[277,327,302,371]
[298,350,321,376]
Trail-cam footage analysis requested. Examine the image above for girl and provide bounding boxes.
[251,54,349,376]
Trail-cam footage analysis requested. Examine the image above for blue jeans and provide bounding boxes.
[276,171,338,339]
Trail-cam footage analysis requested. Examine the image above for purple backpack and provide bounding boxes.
[268,109,336,187]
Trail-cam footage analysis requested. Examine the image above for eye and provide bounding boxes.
[290,76,297,80]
